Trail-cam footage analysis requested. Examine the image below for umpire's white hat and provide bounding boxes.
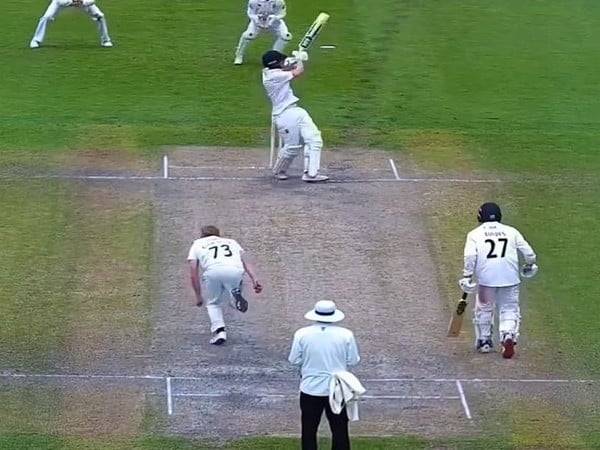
[305,300,345,323]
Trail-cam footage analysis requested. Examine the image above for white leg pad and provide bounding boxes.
[497,285,521,340]
[473,286,495,342]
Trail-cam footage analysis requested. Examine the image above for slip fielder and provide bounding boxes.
[262,49,328,182]
[234,0,291,65]
[459,203,538,358]
[188,226,262,345]
[30,0,112,49]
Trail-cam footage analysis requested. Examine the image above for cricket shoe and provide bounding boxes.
[302,173,329,183]
[101,40,113,48]
[234,55,243,65]
[274,172,289,180]
[231,288,248,313]
[476,339,493,353]
[29,40,41,49]
[501,334,516,359]
[209,330,227,345]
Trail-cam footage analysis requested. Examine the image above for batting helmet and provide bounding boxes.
[262,50,287,69]
[477,202,502,223]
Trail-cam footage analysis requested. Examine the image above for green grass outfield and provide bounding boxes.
[2,0,600,448]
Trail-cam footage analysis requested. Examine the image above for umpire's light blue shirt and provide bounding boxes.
[288,323,360,396]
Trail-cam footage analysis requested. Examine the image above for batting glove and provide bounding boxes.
[520,263,539,279]
[458,277,477,294]
[292,50,309,61]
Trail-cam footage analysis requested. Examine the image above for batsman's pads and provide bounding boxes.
[231,288,248,313]
[520,263,538,279]
[299,12,329,51]
[458,277,477,294]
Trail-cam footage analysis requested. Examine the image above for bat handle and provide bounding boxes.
[461,292,468,300]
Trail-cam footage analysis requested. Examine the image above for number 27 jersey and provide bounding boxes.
[187,236,244,271]
[464,222,536,287]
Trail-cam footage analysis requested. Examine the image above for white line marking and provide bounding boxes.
[162,155,169,179]
[456,380,472,420]
[1,373,598,384]
[0,174,503,184]
[166,377,173,415]
[172,393,459,400]
[389,159,400,180]
[169,165,268,170]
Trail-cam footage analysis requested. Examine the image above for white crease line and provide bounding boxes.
[456,380,472,420]
[166,377,173,415]
[0,174,503,184]
[0,373,164,380]
[173,393,459,400]
[1,373,598,384]
[389,159,400,180]
[169,165,268,170]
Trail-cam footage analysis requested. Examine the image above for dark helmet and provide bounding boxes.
[262,50,287,69]
[478,202,502,223]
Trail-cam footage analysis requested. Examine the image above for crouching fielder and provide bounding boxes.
[188,226,263,345]
[30,0,112,49]
[459,202,538,359]
[234,0,291,65]
[262,50,328,182]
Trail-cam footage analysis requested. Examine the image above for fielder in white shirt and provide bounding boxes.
[30,0,112,49]
[187,226,262,345]
[459,202,538,359]
[262,50,328,182]
[289,301,360,449]
[234,0,291,65]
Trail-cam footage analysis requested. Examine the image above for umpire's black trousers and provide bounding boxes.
[300,391,350,450]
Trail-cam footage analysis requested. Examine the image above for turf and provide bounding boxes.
[2,0,599,448]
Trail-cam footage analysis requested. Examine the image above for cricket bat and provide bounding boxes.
[298,12,330,51]
[447,292,468,337]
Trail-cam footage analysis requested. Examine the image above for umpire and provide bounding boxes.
[288,301,360,450]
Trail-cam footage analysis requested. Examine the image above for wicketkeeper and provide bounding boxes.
[262,50,328,182]
[188,226,262,345]
[30,0,113,49]
[459,202,538,358]
[234,0,291,65]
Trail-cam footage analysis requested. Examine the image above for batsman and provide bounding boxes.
[459,203,538,359]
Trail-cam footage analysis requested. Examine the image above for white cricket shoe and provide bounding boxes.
[234,55,243,65]
[30,40,40,49]
[209,330,227,345]
[101,40,113,48]
[477,339,493,353]
[302,173,329,183]
[274,172,289,180]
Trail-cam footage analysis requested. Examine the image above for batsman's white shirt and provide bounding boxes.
[187,236,244,272]
[263,68,299,116]
[288,323,360,396]
[464,222,536,287]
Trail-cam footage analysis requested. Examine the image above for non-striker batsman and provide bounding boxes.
[459,203,538,358]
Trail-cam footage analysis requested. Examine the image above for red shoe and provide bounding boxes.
[501,336,515,359]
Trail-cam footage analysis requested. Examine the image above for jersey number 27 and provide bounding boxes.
[485,238,508,258]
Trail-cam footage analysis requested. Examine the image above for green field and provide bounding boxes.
[2,0,600,448]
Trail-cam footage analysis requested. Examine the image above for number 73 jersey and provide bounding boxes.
[464,222,536,287]
[187,236,245,272]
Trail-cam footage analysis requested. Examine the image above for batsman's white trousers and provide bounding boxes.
[202,266,245,333]
[274,105,323,175]
[473,284,521,342]
[32,1,111,45]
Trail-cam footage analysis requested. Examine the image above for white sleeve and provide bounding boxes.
[81,0,96,6]
[187,242,198,261]
[288,332,303,365]
[515,230,536,264]
[346,333,360,367]
[463,233,477,277]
